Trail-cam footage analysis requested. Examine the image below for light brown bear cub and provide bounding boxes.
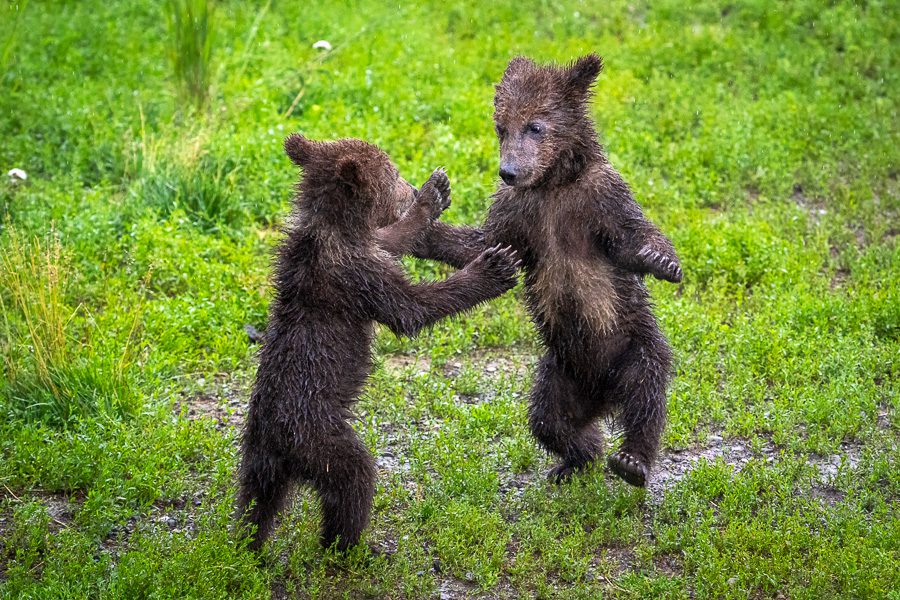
[424,54,682,487]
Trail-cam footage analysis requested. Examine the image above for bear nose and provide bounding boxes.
[499,164,517,185]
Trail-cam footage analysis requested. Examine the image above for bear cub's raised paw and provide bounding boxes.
[637,245,683,283]
[417,168,452,219]
[607,451,649,487]
[469,244,522,286]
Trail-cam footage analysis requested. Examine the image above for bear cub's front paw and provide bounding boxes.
[470,244,521,291]
[607,451,649,487]
[638,245,683,283]
[416,168,452,220]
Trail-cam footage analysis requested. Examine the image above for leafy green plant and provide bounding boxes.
[165,0,215,108]
[3,500,51,575]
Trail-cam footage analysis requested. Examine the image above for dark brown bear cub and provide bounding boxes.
[425,55,682,487]
[237,135,520,551]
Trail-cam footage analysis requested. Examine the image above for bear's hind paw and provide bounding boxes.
[547,461,587,483]
[607,451,649,487]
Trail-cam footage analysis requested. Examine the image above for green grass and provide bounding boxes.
[165,0,216,109]
[1,0,898,597]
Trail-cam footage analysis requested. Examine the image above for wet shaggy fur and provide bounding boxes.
[236,135,520,551]
[427,54,682,487]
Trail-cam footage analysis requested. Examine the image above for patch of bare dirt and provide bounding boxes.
[648,437,864,505]
[587,544,636,591]
[101,514,140,554]
[384,353,432,374]
[807,441,862,480]
[876,402,894,430]
[0,497,11,582]
[173,373,250,430]
[373,419,417,489]
[433,576,516,599]
[383,350,534,408]
[270,577,289,600]
[450,352,534,407]
[648,435,778,503]
[809,485,846,505]
[792,184,828,223]
[42,493,77,534]
[101,494,207,557]
[0,487,81,535]
[498,473,535,512]
[436,576,478,599]
[0,504,9,541]
[652,551,684,577]
[599,544,635,574]
[375,446,411,477]
[852,224,866,247]
[368,530,399,557]
[384,350,536,381]
[745,186,760,205]
[829,267,850,289]
[441,351,535,380]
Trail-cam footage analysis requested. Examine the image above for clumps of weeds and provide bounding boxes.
[137,156,245,232]
[127,121,256,233]
[0,228,142,425]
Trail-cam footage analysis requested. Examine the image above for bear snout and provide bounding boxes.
[499,163,518,186]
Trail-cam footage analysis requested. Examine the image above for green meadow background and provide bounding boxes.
[1,0,897,598]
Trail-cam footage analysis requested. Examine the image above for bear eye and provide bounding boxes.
[526,122,545,135]
[495,124,507,138]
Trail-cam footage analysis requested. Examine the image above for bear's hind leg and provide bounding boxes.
[607,342,671,487]
[237,446,292,551]
[529,353,604,482]
[307,427,376,551]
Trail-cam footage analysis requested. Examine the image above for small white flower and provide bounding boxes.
[7,168,27,181]
[312,40,332,51]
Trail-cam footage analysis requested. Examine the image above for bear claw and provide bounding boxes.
[424,168,451,212]
[547,463,578,483]
[638,245,682,283]
[607,451,648,487]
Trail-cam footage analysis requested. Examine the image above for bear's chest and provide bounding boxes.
[523,200,620,336]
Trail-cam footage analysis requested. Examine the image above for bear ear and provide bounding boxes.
[503,56,534,79]
[284,133,313,166]
[566,53,603,94]
[335,156,363,192]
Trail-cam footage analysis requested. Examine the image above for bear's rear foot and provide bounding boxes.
[607,451,649,487]
[547,460,592,483]
[322,532,366,553]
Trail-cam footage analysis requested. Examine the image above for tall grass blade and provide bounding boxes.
[165,0,215,109]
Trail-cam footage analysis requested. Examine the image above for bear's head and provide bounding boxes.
[492,54,603,188]
[283,134,417,229]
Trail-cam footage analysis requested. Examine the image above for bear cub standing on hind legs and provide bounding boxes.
[237,135,520,551]
[423,54,682,487]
